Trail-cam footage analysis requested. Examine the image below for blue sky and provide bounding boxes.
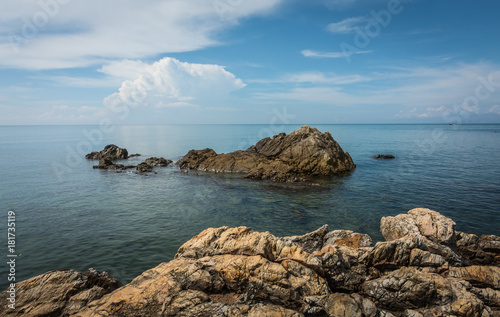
[1,0,500,124]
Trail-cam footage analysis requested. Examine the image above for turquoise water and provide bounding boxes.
[1,124,499,289]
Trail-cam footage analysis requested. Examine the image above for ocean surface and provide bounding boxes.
[1,124,499,289]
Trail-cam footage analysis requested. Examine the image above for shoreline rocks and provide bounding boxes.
[2,208,499,316]
[178,125,356,182]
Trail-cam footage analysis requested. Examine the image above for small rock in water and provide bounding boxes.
[373,154,395,159]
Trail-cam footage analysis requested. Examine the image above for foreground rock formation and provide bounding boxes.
[178,125,356,182]
[2,208,499,316]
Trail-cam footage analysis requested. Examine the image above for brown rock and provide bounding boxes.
[93,158,135,170]
[0,269,121,316]
[144,157,173,167]
[324,230,373,248]
[457,231,500,266]
[178,125,355,182]
[85,144,128,160]
[136,162,153,173]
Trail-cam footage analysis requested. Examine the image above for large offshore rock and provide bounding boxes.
[178,125,356,182]
[85,144,129,160]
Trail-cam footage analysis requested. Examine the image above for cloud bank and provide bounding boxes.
[0,0,284,69]
[103,57,246,111]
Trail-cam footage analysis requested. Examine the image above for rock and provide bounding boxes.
[373,154,395,159]
[178,125,356,182]
[93,158,135,170]
[457,231,500,265]
[324,230,373,248]
[136,162,153,173]
[127,153,141,158]
[380,208,466,266]
[145,157,173,167]
[4,208,500,317]
[85,144,128,160]
[0,268,121,316]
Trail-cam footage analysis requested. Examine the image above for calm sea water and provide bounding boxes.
[1,124,499,289]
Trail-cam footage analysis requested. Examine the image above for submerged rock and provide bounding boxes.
[2,208,499,316]
[85,144,129,160]
[92,158,135,170]
[373,154,395,159]
[178,125,356,182]
[136,162,153,173]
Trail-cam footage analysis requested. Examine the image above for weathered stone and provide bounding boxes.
[4,208,500,316]
[85,144,128,160]
[178,125,355,182]
[136,162,153,173]
[145,157,173,167]
[324,230,373,248]
[0,269,121,316]
[457,231,500,266]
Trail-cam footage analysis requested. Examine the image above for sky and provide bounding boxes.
[1,0,500,125]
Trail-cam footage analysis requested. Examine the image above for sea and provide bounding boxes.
[1,124,499,290]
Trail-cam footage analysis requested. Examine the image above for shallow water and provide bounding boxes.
[1,124,499,288]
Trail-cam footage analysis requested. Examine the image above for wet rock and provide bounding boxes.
[0,269,121,316]
[85,144,128,160]
[373,154,395,159]
[178,125,356,182]
[127,153,141,158]
[144,157,173,167]
[93,158,135,170]
[136,162,153,173]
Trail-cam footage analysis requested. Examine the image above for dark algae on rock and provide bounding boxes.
[178,125,356,182]
[2,208,499,316]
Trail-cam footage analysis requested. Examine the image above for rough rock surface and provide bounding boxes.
[178,125,356,182]
[85,144,129,160]
[2,208,499,317]
[136,162,153,173]
[0,269,121,316]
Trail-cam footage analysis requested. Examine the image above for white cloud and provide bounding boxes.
[301,49,372,59]
[250,71,371,85]
[0,0,284,70]
[257,63,500,113]
[326,16,367,34]
[490,105,500,114]
[103,57,246,111]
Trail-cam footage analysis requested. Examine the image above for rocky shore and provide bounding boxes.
[178,125,356,182]
[2,208,499,316]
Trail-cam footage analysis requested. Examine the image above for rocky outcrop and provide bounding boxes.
[93,158,135,170]
[373,154,395,159]
[2,208,499,317]
[145,157,173,167]
[0,269,121,316]
[178,125,356,182]
[85,144,129,160]
[92,156,172,173]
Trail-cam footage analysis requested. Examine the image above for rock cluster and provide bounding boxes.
[85,144,129,160]
[2,208,499,316]
[178,125,356,182]
[87,146,173,173]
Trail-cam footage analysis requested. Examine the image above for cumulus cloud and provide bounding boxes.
[0,0,284,70]
[103,57,246,111]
